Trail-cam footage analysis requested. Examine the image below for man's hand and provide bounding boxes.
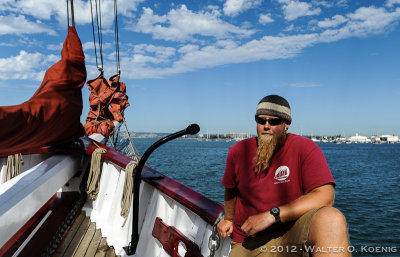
[217,219,234,238]
[241,212,275,237]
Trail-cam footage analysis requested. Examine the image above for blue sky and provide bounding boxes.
[1,0,400,136]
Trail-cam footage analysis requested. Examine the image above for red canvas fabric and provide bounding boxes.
[0,27,86,156]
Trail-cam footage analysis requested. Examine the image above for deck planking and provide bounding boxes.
[52,211,118,257]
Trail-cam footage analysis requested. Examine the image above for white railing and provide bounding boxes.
[0,155,80,248]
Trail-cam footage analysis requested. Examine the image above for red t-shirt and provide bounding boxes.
[221,133,335,243]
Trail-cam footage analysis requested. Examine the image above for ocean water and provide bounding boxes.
[128,137,400,256]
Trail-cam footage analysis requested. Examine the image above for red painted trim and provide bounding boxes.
[0,194,57,256]
[145,174,223,226]
[85,139,133,169]
[152,217,203,257]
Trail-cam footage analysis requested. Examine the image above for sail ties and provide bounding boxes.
[86,146,107,199]
[120,160,137,227]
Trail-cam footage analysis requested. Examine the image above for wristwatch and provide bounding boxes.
[270,207,281,223]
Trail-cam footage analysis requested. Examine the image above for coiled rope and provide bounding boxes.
[120,160,137,227]
[86,146,107,199]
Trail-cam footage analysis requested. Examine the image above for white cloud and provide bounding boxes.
[318,15,347,28]
[316,6,400,43]
[178,44,200,53]
[259,13,274,25]
[344,6,400,36]
[386,0,400,7]
[47,42,113,55]
[284,24,295,31]
[0,0,145,31]
[120,33,319,79]
[223,0,262,17]
[82,42,113,52]
[132,5,255,42]
[0,42,15,47]
[0,14,56,35]
[336,0,348,8]
[2,1,400,83]
[314,1,333,8]
[278,0,321,21]
[111,44,178,78]
[47,42,63,51]
[133,44,176,60]
[0,50,58,81]
[119,5,400,79]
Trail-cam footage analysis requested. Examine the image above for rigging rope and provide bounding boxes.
[66,0,69,27]
[86,146,107,199]
[90,0,104,74]
[120,160,137,227]
[71,0,75,27]
[123,116,141,162]
[66,0,75,27]
[114,0,121,75]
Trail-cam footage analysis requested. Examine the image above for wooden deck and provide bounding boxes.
[52,211,119,257]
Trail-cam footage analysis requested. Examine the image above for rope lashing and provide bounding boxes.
[5,154,22,182]
[120,160,137,227]
[86,146,107,199]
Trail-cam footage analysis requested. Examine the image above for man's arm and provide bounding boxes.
[280,183,334,222]
[217,187,237,238]
[241,184,334,236]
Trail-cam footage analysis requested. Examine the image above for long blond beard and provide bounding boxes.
[254,131,286,174]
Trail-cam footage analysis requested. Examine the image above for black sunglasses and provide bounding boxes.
[255,116,284,126]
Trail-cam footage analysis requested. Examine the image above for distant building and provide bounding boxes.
[348,133,370,143]
[370,135,399,144]
[379,135,399,143]
[370,135,381,144]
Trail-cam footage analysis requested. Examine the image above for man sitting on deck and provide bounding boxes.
[217,94,350,257]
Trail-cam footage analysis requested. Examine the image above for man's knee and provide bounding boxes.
[312,207,347,228]
[308,207,349,243]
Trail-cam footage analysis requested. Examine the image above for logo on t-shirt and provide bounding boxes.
[274,166,290,184]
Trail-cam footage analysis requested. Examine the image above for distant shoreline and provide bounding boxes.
[118,132,399,144]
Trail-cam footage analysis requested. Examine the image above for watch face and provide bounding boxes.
[271,207,279,215]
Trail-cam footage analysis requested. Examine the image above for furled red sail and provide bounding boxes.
[84,74,129,138]
[0,27,86,156]
[108,74,130,122]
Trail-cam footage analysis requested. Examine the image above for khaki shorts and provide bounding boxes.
[229,208,322,257]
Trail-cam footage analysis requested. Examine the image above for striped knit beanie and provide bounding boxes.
[255,95,291,124]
